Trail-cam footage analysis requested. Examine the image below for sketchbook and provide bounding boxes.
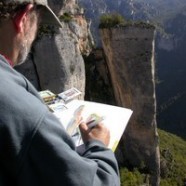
[53,99,133,152]
[39,89,133,152]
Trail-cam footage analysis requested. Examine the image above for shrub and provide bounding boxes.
[60,12,72,23]
[99,13,154,29]
[99,13,126,28]
[120,168,146,186]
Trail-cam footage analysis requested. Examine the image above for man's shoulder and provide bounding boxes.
[0,57,48,129]
[0,57,24,99]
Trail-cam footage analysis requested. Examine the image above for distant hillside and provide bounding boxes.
[120,129,186,185]
[78,0,186,40]
[156,8,186,139]
[158,129,186,185]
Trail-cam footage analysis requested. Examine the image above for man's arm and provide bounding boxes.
[17,111,120,186]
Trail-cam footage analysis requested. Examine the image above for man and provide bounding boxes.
[0,0,120,185]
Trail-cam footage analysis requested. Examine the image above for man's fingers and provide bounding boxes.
[79,122,88,132]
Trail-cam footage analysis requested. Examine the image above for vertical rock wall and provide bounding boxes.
[33,24,85,95]
[15,0,93,99]
[100,26,160,185]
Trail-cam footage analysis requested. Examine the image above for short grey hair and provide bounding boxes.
[0,2,41,27]
[0,2,28,20]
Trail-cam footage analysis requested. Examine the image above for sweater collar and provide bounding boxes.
[0,53,14,67]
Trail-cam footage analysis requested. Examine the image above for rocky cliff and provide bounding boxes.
[79,0,186,139]
[15,0,93,98]
[100,25,160,185]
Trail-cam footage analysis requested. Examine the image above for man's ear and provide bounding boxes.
[13,4,34,33]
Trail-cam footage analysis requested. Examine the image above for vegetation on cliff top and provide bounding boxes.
[99,13,155,29]
[59,12,73,23]
[120,129,186,186]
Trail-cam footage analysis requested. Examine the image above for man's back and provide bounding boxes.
[0,55,48,185]
[0,55,120,185]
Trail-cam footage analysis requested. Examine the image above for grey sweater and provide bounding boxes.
[0,55,120,186]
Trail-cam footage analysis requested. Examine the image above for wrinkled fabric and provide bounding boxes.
[0,55,120,186]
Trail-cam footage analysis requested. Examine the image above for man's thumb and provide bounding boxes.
[79,122,88,132]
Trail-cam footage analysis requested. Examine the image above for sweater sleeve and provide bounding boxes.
[17,111,120,186]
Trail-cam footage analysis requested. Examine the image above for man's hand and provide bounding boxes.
[79,122,110,147]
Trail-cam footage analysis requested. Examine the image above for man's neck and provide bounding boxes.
[0,20,17,67]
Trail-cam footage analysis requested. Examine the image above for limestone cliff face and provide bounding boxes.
[15,0,93,97]
[100,26,160,185]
